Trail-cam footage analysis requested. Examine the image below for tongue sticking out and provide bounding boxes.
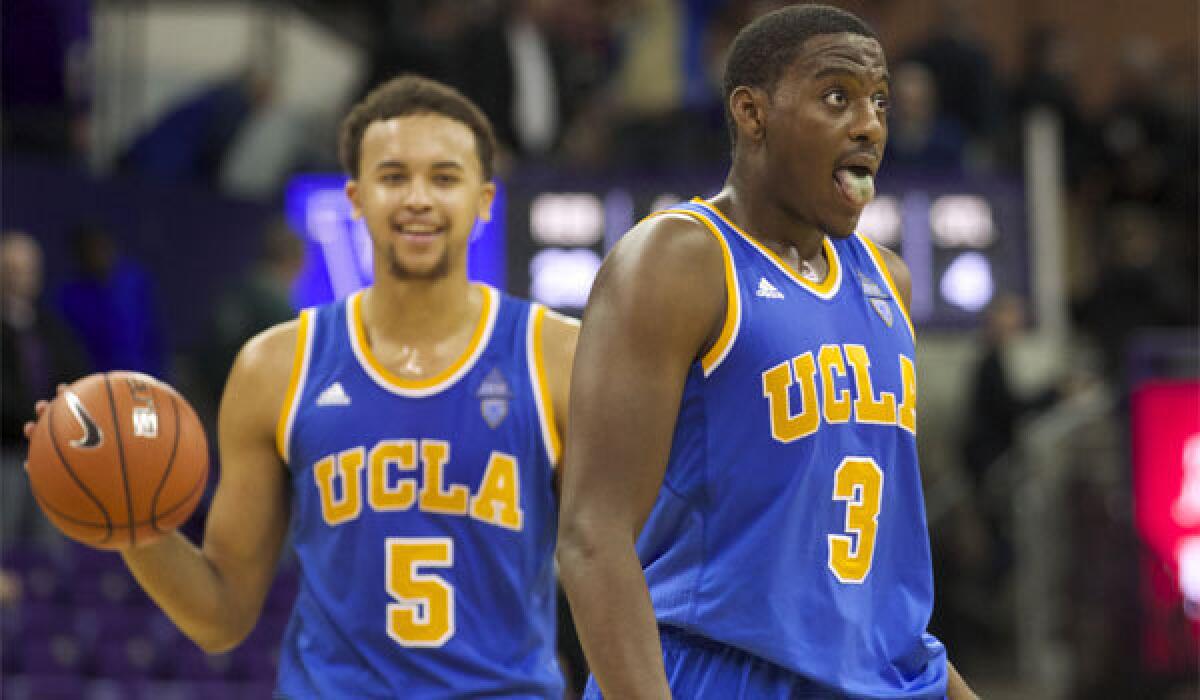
[835,168,875,207]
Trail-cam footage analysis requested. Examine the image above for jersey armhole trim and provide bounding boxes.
[276,308,315,463]
[649,209,741,377]
[527,305,562,467]
[858,234,917,344]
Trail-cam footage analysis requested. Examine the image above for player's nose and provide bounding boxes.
[848,100,885,146]
[401,175,435,210]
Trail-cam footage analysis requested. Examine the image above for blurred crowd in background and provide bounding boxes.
[1,0,1197,698]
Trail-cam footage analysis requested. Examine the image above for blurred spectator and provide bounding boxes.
[884,61,967,172]
[600,0,727,168]
[1073,206,1193,376]
[359,0,473,102]
[193,218,304,418]
[962,295,1064,491]
[1095,37,1175,209]
[457,0,571,160]
[907,0,1004,147]
[117,68,273,187]
[1,0,92,160]
[1007,27,1094,188]
[56,224,167,378]
[1,232,89,545]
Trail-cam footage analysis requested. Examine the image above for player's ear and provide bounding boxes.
[477,181,497,223]
[730,86,768,143]
[345,179,363,220]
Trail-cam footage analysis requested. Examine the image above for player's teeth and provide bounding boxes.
[835,169,875,206]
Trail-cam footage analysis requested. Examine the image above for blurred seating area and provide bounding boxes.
[0,534,298,700]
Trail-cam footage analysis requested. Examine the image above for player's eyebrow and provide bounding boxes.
[813,65,890,85]
[373,159,466,171]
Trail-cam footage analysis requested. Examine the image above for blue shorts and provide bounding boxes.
[582,627,844,699]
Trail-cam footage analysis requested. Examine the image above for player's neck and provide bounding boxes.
[362,272,478,344]
[713,175,827,267]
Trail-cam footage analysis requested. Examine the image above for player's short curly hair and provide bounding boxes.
[338,75,497,180]
[723,4,878,146]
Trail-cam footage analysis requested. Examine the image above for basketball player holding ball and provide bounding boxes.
[27,76,578,698]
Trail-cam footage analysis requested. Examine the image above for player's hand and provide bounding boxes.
[22,385,66,441]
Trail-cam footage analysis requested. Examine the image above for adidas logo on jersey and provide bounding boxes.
[315,382,351,407]
[755,277,785,300]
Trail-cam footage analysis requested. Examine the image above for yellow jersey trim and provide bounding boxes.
[527,305,562,466]
[647,208,742,377]
[693,198,843,300]
[348,284,499,398]
[276,309,315,462]
[858,234,916,344]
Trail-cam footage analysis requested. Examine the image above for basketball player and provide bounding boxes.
[557,6,976,699]
[29,76,578,697]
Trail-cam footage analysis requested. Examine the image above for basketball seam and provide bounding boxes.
[104,374,139,548]
[44,398,114,543]
[149,391,182,534]
[33,469,206,529]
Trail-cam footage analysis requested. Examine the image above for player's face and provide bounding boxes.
[347,114,495,280]
[765,33,888,238]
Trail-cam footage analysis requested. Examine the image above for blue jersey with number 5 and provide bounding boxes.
[274,285,563,699]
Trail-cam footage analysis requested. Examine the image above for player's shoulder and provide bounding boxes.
[232,315,308,386]
[603,208,726,290]
[538,308,580,374]
[863,239,911,306]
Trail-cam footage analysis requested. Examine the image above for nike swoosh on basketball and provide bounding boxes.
[316,382,352,407]
[64,390,103,448]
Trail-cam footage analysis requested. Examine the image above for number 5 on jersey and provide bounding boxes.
[386,537,455,647]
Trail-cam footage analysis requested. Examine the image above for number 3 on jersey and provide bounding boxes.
[828,457,884,584]
[386,537,455,647]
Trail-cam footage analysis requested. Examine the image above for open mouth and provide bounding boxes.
[833,166,875,208]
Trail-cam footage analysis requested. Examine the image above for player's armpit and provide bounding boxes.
[122,319,297,653]
[557,213,725,700]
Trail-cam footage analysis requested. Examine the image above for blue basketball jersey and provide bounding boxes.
[637,200,947,698]
[274,284,563,699]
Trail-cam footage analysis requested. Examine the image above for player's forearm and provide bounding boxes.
[121,532,252,653]
[947,660,978,700]
[558,530,671,699]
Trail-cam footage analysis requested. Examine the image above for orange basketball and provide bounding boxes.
[26,371,210,550]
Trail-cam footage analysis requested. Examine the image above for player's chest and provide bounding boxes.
[730,294,916,440]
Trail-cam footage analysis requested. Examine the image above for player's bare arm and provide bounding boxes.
[120,320,296,652]
[874,244,978,698]
[558,213,726,699]
[540,310,580,448]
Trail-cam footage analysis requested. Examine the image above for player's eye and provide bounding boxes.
[433,174,460,186]
[872,93,890,111]
[823,89,848,108]
[381,173,406,185]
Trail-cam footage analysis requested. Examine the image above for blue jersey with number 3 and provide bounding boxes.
[637,200,947,698]
[273,284,563,699]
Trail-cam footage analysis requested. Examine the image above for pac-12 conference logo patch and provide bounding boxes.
[860,273,894,327]
[477,367,512,429]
